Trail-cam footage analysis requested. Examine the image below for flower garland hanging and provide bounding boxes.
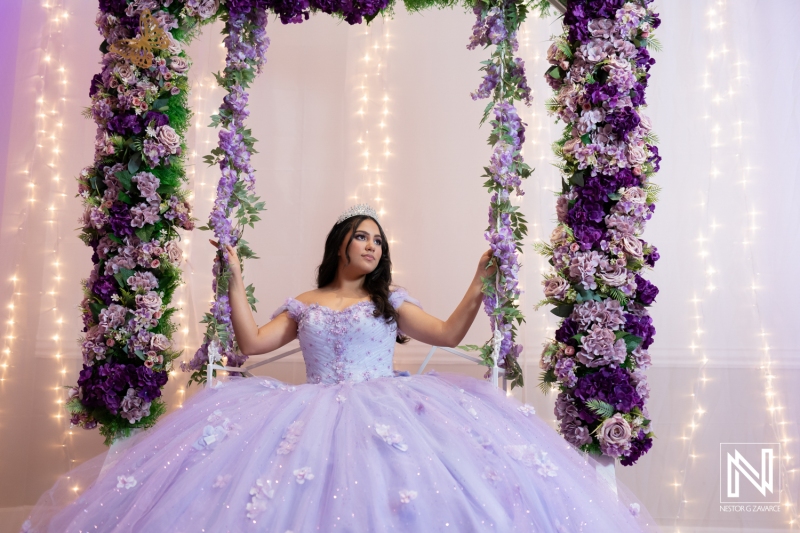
[535,0,661,465]
[460,0,550,389]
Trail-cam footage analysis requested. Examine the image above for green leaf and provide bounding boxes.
[127,152,142,175]
[580,133,591,145]
[115,170,133,190]
[117,190,133,204]
[569,170,585,187]
[585,399,616,419]
[546,65,562,80]
[624,335,644,352]
[135,226,154,242]
[551,304,574,318]
[152,98,169,111]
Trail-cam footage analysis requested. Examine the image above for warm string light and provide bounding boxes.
[671,2,798,528]
[6,0,80,475]
[351,23,392,241]
[518,20,557,410]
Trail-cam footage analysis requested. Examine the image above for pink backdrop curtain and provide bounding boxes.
[1,1,799,531]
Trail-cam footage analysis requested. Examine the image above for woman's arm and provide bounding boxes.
[396,250,496,348]
[215,241,298,356]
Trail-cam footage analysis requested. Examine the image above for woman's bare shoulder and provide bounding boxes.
[294,289,325,305]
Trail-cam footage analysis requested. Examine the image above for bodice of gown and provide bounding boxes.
[271,288,420,385]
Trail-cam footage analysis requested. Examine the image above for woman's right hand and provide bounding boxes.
[209,239,242,278]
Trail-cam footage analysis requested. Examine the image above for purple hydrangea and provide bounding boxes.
[574,366,644,414]
[634,273,659,305]
[620,429,653,466]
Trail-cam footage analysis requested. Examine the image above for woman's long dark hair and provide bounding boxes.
[316,215,408,343]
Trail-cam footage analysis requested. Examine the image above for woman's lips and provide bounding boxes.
[363,254,375,261]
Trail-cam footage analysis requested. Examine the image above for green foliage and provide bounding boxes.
[401,0,472,13]
[585,399,615,419]
[97,399,167,447]
[538,368,557,395]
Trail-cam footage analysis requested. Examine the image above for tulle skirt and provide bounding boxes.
[23,372,660,532]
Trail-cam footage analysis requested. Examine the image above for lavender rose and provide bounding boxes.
[597,413,633,456]
[542,276,570,300]
[165,240,182,264]
[135,290,162,310]
[186,0,220,19]
[156,125,181,154]
[621,235,643,259]
[170,56,189,73]
[150,333,171,352]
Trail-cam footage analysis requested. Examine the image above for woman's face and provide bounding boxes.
[339,218,383,276]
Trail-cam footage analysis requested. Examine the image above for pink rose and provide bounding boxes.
[136,291,162,310]
[556,196,570,223]
[621,186,647,204]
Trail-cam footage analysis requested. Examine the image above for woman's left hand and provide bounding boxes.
[475,249,497,282]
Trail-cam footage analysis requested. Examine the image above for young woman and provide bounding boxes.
[23,206,659,532]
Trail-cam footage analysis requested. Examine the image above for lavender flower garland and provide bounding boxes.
[535,0,661,465]
[461,0,547,389]
[183,3,270,383]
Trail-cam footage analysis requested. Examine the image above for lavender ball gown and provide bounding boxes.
[24,289,659,532]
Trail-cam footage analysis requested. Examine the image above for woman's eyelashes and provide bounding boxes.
[354,233,382,246]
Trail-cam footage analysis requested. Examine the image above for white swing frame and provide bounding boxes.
[205,345,508,391]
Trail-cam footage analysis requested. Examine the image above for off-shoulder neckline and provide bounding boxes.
[287,288,406,315]
[287,297,374,314]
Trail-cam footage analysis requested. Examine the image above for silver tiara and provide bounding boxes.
[336,204,380,225]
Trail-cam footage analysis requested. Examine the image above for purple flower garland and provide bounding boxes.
[536,0,661,465]
[69,1,205,444]
[464,0,536,388]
